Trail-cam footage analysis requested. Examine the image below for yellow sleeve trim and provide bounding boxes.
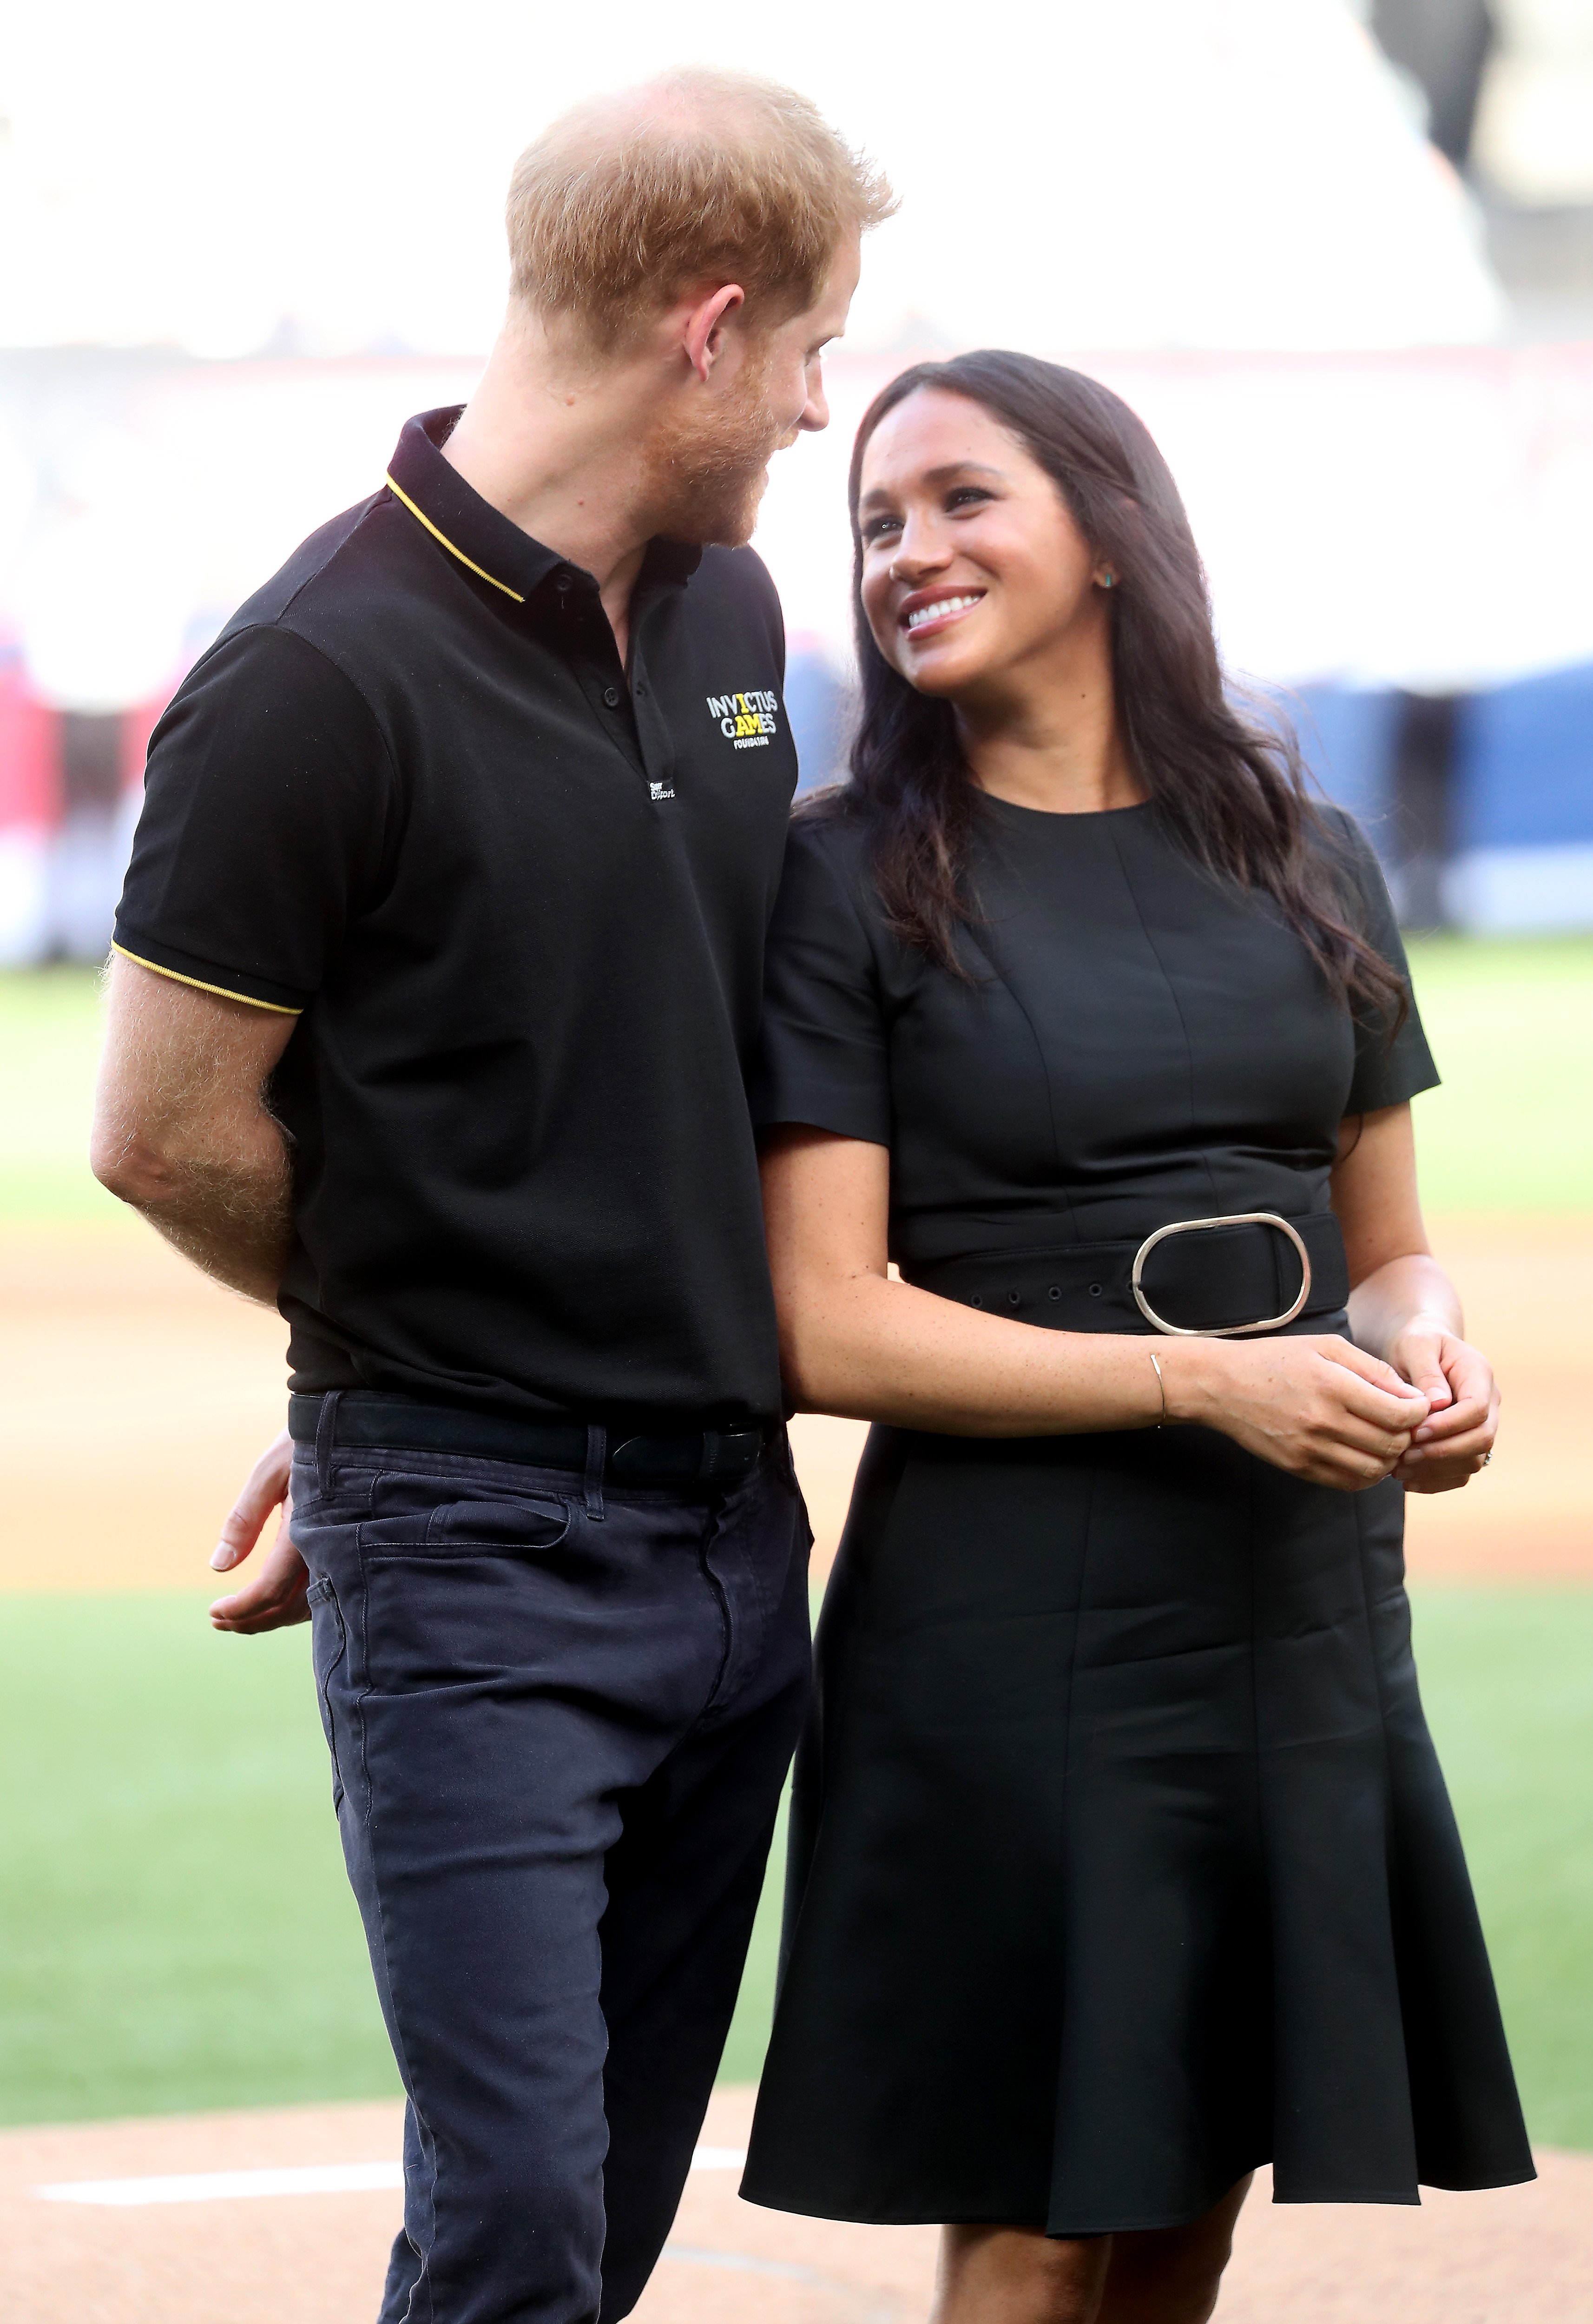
[384,474,526,604]
[110,943,303,1015]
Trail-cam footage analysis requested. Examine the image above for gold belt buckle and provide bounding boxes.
[1130,1211,1312,1338]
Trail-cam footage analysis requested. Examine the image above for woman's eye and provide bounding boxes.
[862,515,902,542]
[946,487,992,512]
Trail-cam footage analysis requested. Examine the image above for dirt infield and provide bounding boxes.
[5,2088,1591,2324]
[0,1216,1586,1591]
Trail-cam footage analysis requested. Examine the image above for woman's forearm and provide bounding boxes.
[762,1127,1429,1476]
[781,1268,1177,1437]
[1347,1253,1462,1366]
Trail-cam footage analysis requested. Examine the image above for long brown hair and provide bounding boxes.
[830,350,1404,1027]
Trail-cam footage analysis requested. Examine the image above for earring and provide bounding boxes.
[1099,571,1115,589]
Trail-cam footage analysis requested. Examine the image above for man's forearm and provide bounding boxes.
[96,1115,294,1303]
[91,953,301,1303]
[128,1147,295,1303]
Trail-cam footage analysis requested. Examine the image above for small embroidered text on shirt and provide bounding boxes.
[706,689,779,751]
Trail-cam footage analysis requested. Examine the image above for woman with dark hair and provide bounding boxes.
[740,354,1529,2321]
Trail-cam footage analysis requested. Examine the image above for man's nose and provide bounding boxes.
[797,358,830,433]
[798,386,836,437]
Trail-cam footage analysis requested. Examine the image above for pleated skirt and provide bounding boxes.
[741,1419,1534,2234]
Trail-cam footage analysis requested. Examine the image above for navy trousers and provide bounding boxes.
[290,1410,811,2324]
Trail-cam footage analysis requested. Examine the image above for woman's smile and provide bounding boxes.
[899,588,986,639]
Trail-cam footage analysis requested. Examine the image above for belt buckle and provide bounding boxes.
[1130,1211,1312,1338]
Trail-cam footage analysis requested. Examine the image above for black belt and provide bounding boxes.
[288,1393,773,1486]
[907,1209,1349,1337]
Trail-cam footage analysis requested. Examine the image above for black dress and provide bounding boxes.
[740,796,1533,2236]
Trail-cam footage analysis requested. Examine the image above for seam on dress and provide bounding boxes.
[781,1427,903,1993]
[1046,1456,1099,2219]
[958,919,1084,1246]
[1243,1444,1278,2177]
[1106,819,1224,1217]
[1349,1481,1419,2162]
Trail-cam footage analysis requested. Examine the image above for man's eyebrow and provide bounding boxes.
[858,460,1007,510]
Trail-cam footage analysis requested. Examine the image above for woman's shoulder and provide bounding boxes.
[1308,799,1374,856]
[789,783,869,854]
[1302,800,1394,922]
[783,787,878,900]
[767,788,899,982]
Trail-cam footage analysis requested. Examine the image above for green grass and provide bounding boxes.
[0,967,125,1223]
[1412,1588,1593,2150]
[0,947,1587,2132]
[0,1591,779,2126]
[1402,937,1593,1215]
[0,1588,1589,2146]
[5,943,1590,1223]
[0,1594,397,2125]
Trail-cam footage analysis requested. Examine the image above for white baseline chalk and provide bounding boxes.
[35,2146,747,2208]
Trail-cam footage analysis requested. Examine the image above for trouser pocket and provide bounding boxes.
[306,1577,349,1810]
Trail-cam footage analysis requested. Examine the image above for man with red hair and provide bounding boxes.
[92,72,890,2323]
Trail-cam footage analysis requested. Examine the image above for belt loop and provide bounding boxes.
[316,1391,343,1499]
[584,1424,607,1521]
[697,1429,722,1483]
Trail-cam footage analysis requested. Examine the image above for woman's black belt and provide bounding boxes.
[905,1209,1349,1338]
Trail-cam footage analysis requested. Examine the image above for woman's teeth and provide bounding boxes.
[906,594,981,631]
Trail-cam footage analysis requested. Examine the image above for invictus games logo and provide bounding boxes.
[706,689,780,750]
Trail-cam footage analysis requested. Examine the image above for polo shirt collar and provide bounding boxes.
[385,406,702,606]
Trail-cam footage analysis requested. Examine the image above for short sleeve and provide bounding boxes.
[1326,809,1441,1115]
[114,625,396,1013]
[750,817,892,1146]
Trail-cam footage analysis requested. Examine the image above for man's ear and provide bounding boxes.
[682,283,746,383]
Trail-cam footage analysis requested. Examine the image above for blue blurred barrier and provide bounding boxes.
[783,649,852,797]
[1280,672,1593,930]
[1448,663,1593,932]
[1456,662,1593,852]
[1291,684,1401,851]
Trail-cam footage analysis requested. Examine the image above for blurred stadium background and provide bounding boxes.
[1,3,1591,2317]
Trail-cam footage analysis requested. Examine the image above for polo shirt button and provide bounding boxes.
[603,686,621,708]
[554,571,573,591]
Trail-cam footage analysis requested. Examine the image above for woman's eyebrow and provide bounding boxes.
[859,460,1007,512]
[921,461,1006,485]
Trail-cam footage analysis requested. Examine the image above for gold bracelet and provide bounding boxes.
[1149,1349,1167,1429]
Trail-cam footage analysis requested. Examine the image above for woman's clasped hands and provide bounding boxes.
[1163,1329,1497,1494]
[1384,1315,1501,1492]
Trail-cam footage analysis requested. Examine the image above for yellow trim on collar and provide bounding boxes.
[111,943,303,1015]
[384,473,527,603]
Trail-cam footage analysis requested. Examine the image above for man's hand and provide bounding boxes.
[209,1428,311,1632]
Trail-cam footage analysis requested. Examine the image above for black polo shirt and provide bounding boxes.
[114,406,797,1429]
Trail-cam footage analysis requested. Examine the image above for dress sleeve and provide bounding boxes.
[1326,809,1441,1115]
[750,816,892,1147]
[113,625,397,1014]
